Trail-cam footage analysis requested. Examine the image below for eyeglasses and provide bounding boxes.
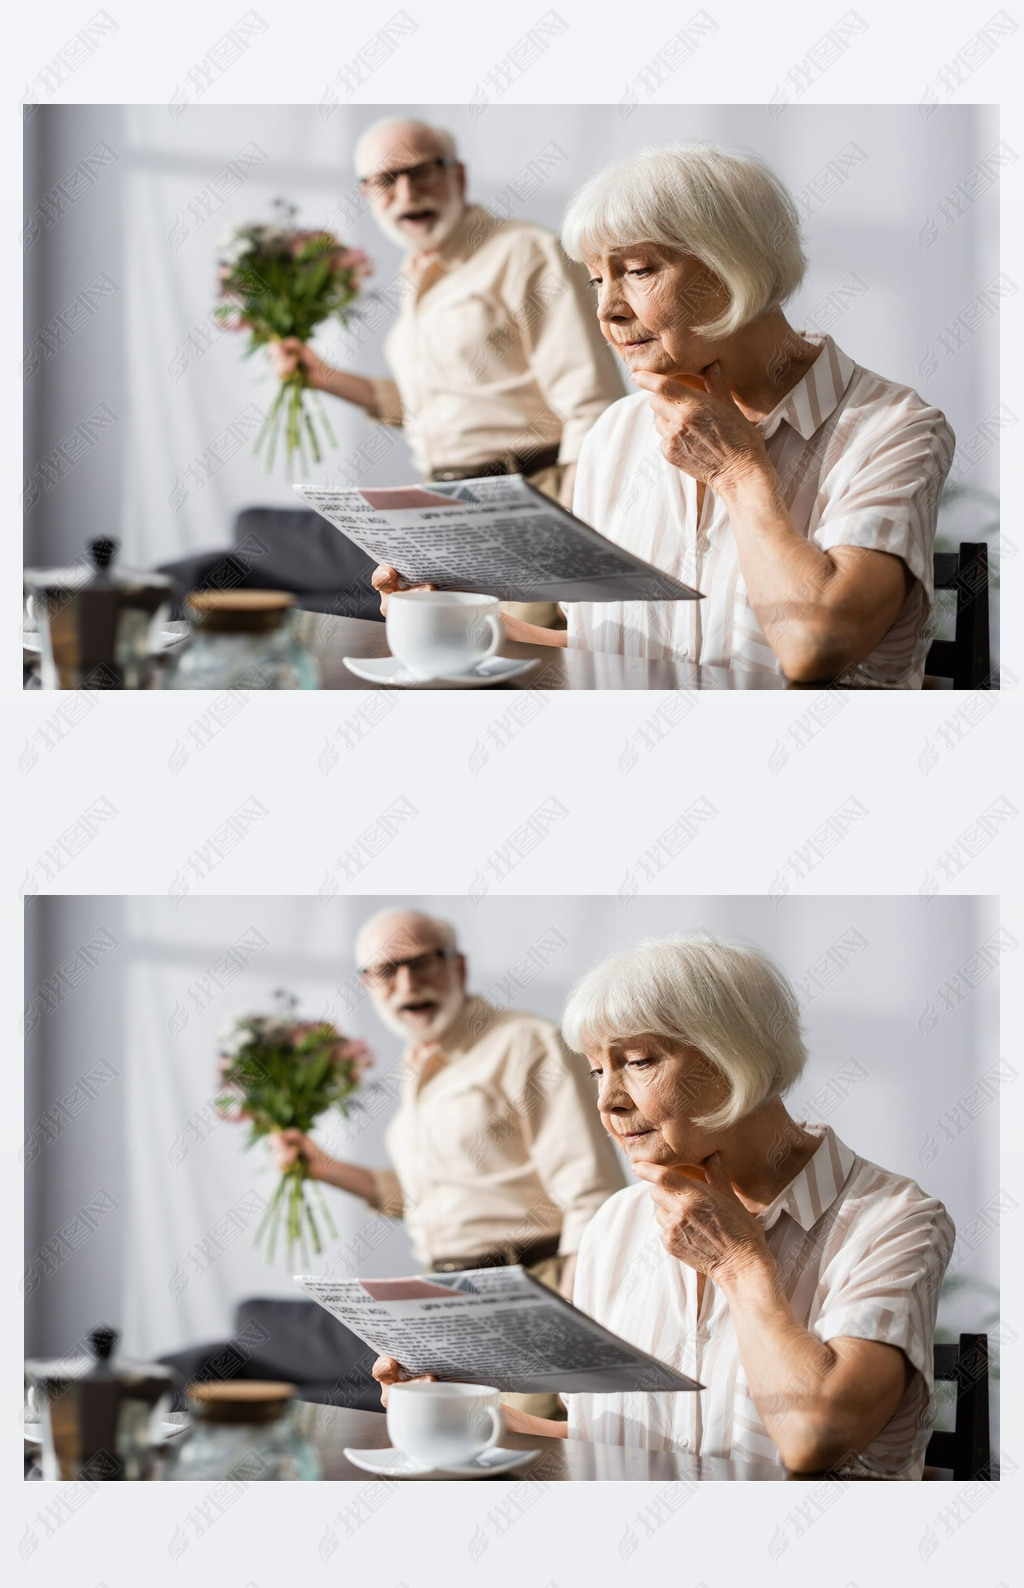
[358,948,457,987]
[358,157,456,199]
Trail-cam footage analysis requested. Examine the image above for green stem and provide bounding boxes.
[310,1179,337,1240]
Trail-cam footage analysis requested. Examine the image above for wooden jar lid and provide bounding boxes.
[185,590,295,632]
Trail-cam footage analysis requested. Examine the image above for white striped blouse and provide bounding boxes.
[568,334,955,688]
[567,1123,955,1478]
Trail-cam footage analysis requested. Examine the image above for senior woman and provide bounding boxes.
[373,934,955,1477]
[373,143,954,687]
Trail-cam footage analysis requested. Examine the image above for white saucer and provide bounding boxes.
[22,626,186,655]
[342,655,538,688]
[342,1444,539,1479]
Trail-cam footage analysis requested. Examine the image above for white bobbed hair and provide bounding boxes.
[561,932,807,1131]
[560,142,808,340]
[354,909,458,968]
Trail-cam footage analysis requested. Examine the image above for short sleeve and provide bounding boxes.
[812,1195,955,1379]
[813,404,956,597]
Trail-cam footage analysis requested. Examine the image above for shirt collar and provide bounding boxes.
[758,1122,857,1232]
[401,994,495,1071]
[403,204,496,280]
[757,333,857,442]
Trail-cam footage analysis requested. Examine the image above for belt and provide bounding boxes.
[429,1233,561,1273]
[429,443,561,482]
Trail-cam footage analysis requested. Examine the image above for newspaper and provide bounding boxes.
[295,1265,702,1395]
[293,476,702,604]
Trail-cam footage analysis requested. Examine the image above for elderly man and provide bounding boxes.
[274,908,626,1416]
[271,116,623,626]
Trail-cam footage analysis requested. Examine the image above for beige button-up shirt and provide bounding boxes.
[569,334,955,687]
[366,996,626,1265]
[366,205,623,475]
[568,1123,955,1478]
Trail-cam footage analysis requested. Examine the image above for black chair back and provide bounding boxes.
[925,542,991,687]
[925,1332,991,1478]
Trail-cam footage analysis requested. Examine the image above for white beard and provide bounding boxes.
[375,985,465,1045]
[375,194,464,254]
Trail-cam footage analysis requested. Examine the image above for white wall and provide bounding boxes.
[24,103,999,580]
[25,893,999,1363]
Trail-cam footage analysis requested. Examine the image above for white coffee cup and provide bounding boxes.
[386,590,503,680]
[385,1381,505,1469]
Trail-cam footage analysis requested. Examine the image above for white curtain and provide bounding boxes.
[26,893,997,1363]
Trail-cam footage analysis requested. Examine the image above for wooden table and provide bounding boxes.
[296,614,793,691]
[293,1402,793,1480]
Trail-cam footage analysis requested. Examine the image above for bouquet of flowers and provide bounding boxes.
[215,198,373,476]
[217,991,372,1266]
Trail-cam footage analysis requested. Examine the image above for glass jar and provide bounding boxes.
[163,591,321,689]
[165,1381,321,1480]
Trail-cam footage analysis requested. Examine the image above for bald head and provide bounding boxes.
[355,909,458,969]
[354,118,457,180]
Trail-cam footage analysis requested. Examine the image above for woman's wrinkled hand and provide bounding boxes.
[632,1151,771,1284]
[371,564,437,617]
[631,361,771,492]
[371,1355,437,1408]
